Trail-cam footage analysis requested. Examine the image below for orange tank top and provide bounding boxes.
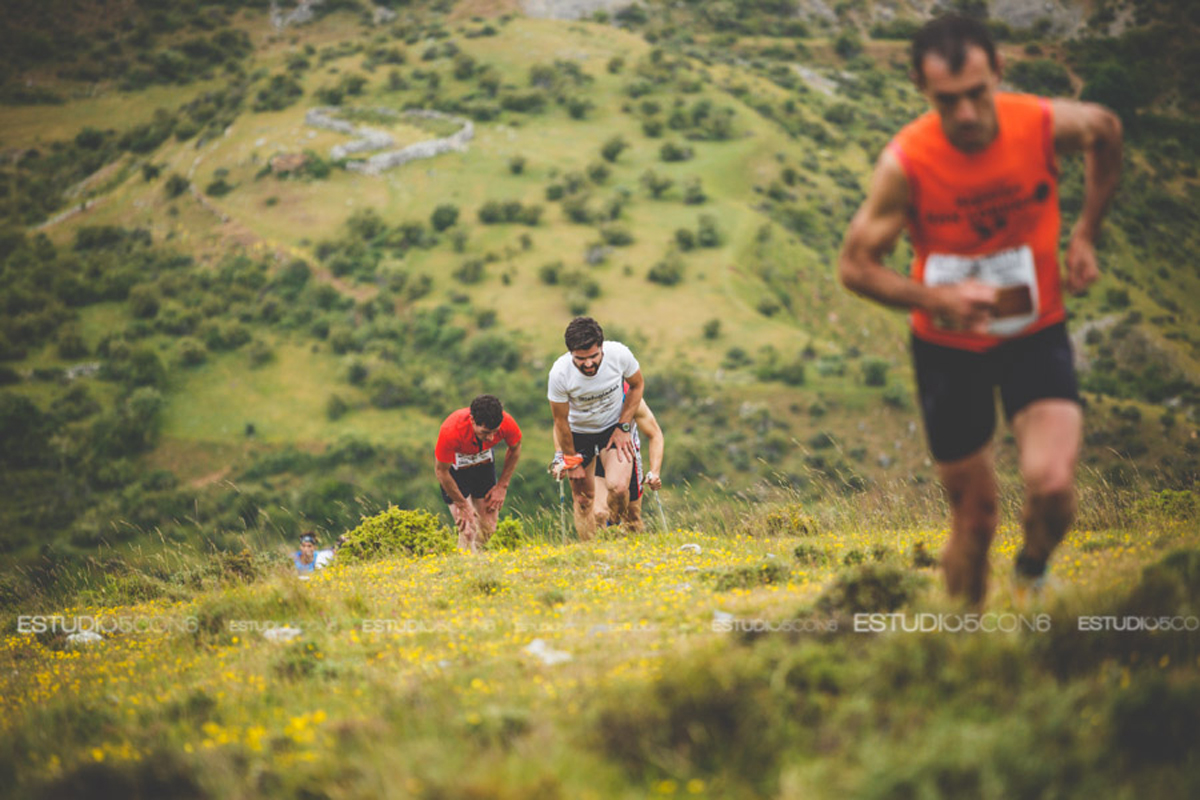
[890,92,1064,352]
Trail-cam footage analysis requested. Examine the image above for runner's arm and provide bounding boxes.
[434,460,470,508]
[550,401,586,480]
[607,369,644,461]
[495,441,521,490]
[618,369,644,426]
[838,149,996,331]
[1051,99,1123,294]
[634,400,664,489]
[550,401,574,456]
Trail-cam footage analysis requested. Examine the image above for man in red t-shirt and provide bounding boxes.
[434,394,522,552]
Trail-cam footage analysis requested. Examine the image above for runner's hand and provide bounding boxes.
[453,500,476,532]
[644,470,662,491]
[606,427,636,462]
[1065,232,1100,295]
[557,453,584,481]
[931,280,997,335]
[483,484,507,513]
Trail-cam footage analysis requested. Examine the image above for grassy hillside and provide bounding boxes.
[0,504,1197,798]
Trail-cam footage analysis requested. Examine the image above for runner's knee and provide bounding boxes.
[607,483,629,504]
[1025,461,1075,503]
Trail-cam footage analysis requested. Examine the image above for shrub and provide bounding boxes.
[538,261,563,285]
[641,169,673,198]
[164,174,190,198]
[660,141,693,162]
[339,506,454,562]
[326,394,348,421]
[862,357,889,387]
[911,541,939,568]
[586,161,610,184]
[431,204,459,231]
[454,258,485,284]
[205,178,234,197]
[487,518,527,551]
[793,543,830,566]
[1007,58,1072,97]
[696,214,720,247]
[647,256,684,286]
[176,337,207,367]
[757,504,818,537]
[567,98,593,119]
[710,561,790,591]
[702,319,720,339]
[601,135,628,163]
[509,155,526,174]
[816,563,927,615]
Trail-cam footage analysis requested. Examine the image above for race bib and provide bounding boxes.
[924,245,1038,337]
[454,449,494,469]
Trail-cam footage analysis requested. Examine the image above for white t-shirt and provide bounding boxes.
[547,341,640,434]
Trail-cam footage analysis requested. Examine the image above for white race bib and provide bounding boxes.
[454,449,494,469]
[924,245,1038,337]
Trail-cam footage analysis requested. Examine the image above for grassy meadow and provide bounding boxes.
[1,497,1198,798]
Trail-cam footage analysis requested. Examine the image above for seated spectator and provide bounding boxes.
[293,532,320,574]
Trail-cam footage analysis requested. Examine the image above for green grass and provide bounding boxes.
[1,505,1197,798]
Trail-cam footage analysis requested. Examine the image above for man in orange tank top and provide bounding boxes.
[838,15,1122,606]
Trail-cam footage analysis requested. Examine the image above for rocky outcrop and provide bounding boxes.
[270,0,326,30]
[519,0,636,20]
[304,107,474,176]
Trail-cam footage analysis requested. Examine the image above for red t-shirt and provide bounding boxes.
[434,407,522,468]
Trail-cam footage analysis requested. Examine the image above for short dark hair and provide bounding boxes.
[469,394,504,430]
[564,316,604,352]
[911,14,998,85]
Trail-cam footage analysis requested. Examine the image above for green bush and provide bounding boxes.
[487,518,527,551]
[757,504,818,536]
[431,204,459,231]
[1132,489,1199,521]
[816,563,927,615]
[862,357,889,387]
[1008,58,1073,97]
[710,561,790,591]
[647,257,684,286]
[339,506,455,561]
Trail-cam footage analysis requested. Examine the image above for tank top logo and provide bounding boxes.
[924,181,1052,241]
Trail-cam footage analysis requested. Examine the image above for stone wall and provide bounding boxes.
[305,107,474,176]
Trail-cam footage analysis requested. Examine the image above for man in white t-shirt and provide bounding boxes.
[547,316,645,541]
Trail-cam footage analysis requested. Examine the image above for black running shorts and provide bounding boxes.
[911,322,1081,463]
[570,424,620,469]
[440,461,497,503]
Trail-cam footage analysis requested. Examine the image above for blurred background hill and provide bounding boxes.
[1,0,1197,590]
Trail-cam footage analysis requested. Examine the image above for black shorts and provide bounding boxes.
[440,462,496,503]
[912,322,1080,463]
[595,428,644,501]
[571,424,620,469]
